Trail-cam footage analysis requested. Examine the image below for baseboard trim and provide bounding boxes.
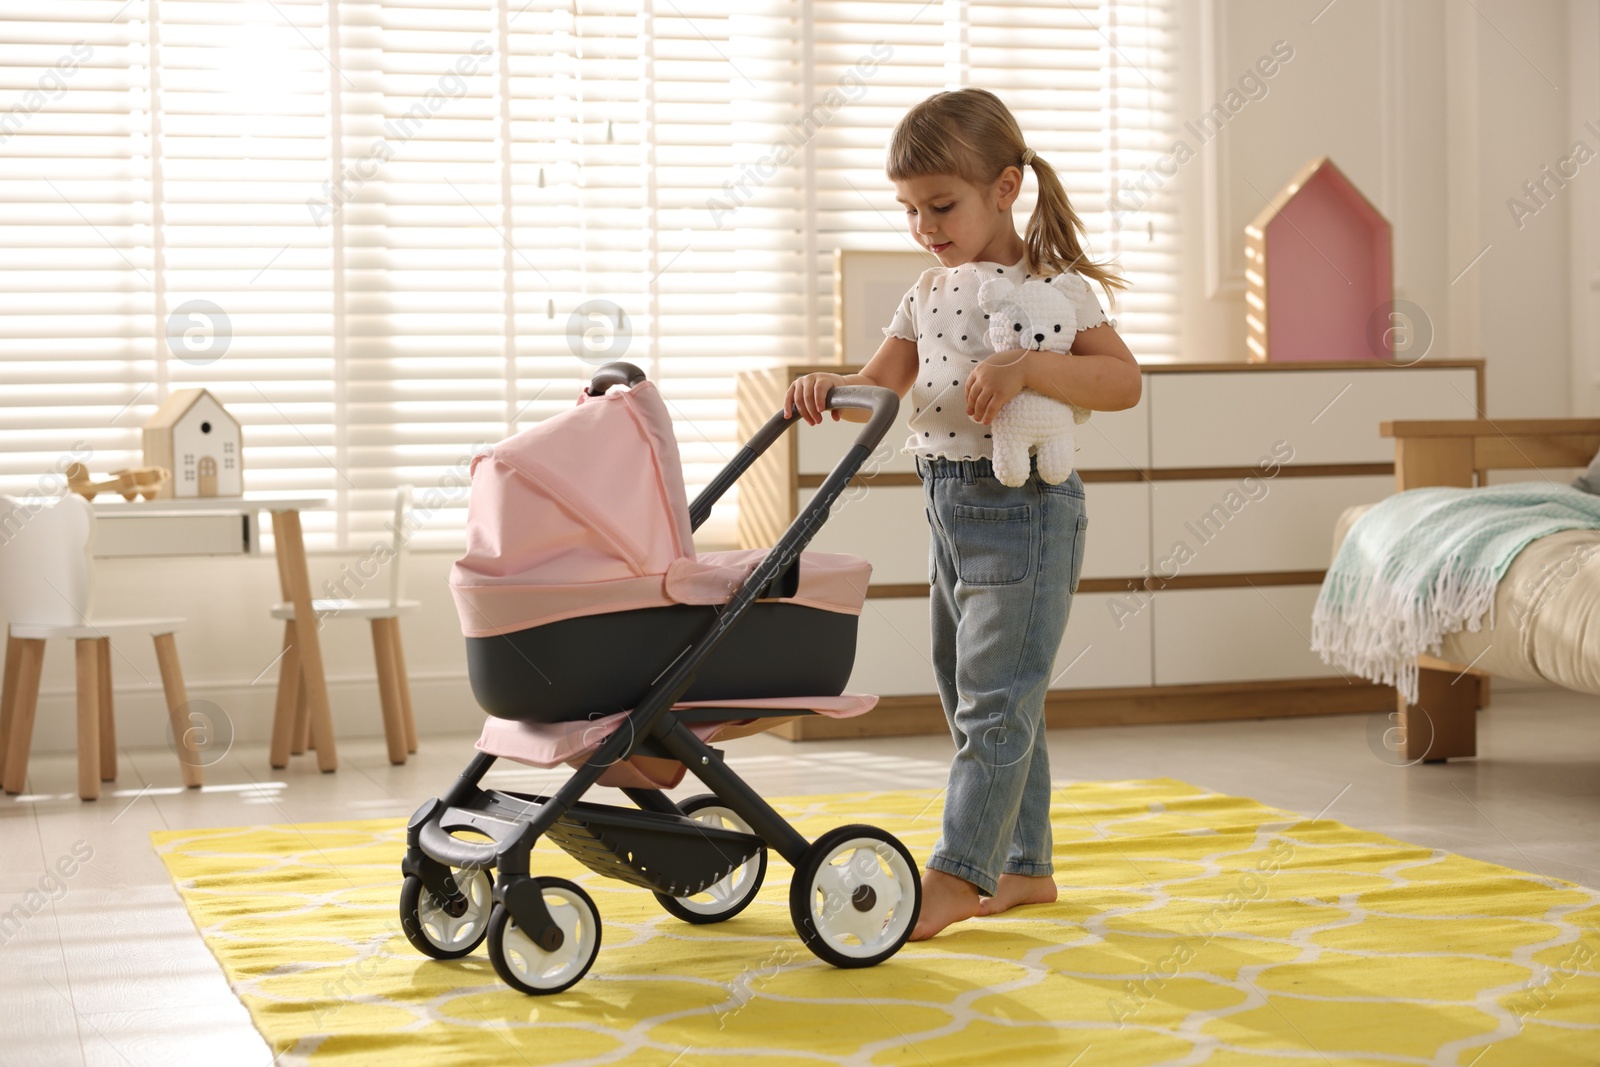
[868,572,1328,597]
[771,677,1397,740]
[21,666,1549,756]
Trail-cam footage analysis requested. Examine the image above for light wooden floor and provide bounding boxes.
[1,687,1595,1066]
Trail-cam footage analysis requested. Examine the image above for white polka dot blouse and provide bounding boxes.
[884,256,1112,462]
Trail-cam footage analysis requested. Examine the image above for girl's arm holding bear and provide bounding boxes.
[965,323,1140,425]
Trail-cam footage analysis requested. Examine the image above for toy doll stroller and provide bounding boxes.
[398,361,922,995]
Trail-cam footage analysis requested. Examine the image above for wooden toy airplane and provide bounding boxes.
[64,462,171,502]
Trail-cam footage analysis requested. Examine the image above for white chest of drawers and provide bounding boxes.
[737,359,1484,738]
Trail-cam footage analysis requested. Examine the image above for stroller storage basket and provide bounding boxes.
[543,799,763,897]
[426,792,762,898]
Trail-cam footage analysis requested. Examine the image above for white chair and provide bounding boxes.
[269,485,420,767]
[0,494,201,800]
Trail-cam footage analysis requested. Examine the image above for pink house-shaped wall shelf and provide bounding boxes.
[1244,156,1394,362]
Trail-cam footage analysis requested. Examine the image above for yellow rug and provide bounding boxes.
[152,779,1600,1066]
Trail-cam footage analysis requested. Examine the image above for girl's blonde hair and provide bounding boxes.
[887,87,1126,303]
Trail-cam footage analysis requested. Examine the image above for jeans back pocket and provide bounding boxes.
[952,503,1032,585]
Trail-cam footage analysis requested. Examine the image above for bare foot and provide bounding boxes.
[976,873,1059,916]
[909,869,983,941]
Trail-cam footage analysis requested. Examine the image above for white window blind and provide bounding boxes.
[0,0,1177,551]
[806,0,1179,358]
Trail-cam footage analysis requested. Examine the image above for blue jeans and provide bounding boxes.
[916,454,1088,896]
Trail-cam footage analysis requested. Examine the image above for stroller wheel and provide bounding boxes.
[789,825,921,968]
[487,878,602,995]
[654,794,768,924]
[399,868,493,959]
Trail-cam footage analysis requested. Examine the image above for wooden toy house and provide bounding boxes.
[143,388,243,498]
[1244,156,1394,362]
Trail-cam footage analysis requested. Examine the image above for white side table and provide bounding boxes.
[84,493,342,772]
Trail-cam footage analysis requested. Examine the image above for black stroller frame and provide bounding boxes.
[399,361,923,994]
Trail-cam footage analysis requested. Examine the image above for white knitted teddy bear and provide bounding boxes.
[977,274,1091,488]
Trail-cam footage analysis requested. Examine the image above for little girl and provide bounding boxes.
[785,88,1141,940]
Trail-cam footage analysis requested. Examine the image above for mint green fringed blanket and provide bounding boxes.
[1311,481,1600,703]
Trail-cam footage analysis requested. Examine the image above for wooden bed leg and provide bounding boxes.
[1401,664,1479,763]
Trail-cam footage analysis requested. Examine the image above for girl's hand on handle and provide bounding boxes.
[784,372,848,426]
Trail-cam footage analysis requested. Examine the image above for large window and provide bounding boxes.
[0,0,1177,549]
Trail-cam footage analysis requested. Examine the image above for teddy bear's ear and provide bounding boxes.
[1032,279,1079,336]
[977,277,1014,313]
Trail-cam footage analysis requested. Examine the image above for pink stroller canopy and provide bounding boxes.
[450,380,871,637]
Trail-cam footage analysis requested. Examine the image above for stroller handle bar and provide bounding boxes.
[585,362,895,454]
[820,384,900,455]
[583,362,900,534]
[689,381,898,531]
[585,362,896,462]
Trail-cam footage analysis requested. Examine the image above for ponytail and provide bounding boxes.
[1023,153,1127,303]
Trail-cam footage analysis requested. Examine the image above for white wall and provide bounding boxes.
[1571,1,1600,413]
[1178,0,1593,422]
